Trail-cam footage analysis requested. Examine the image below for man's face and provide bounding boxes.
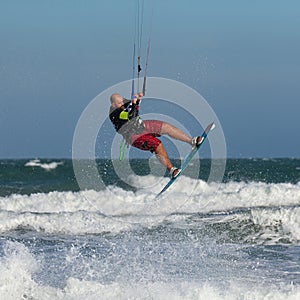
[112,95,124,109]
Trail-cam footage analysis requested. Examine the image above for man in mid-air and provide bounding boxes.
[109,93,203,178]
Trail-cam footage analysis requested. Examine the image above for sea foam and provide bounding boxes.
[0,177,299,240]
[0,241,300,300]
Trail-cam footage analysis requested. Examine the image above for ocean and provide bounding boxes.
[0,158,300,299]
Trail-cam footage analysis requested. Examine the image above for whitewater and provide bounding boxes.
[0,158,300,299]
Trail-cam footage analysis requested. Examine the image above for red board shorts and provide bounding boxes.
[131,120,163,153]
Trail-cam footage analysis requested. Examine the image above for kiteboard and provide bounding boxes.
[156,122,215,198]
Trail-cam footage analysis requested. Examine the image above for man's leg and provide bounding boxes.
[160,122,192,145]
[155,143,173,171]
[131,130,181,177]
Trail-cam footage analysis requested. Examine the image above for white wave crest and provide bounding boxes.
[0,177,299,238]
[25,159,63,170]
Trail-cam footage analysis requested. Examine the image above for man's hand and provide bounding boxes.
[133,92,143,104]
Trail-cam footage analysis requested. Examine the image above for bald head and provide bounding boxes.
[110,93,124,108]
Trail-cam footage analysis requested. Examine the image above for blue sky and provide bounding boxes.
[1,0,299,158]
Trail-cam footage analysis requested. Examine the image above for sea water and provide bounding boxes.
[0,158,300,299]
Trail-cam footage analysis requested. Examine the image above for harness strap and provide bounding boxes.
[119,139,127,161]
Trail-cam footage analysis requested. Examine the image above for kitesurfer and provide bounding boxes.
[109,93,203,178]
